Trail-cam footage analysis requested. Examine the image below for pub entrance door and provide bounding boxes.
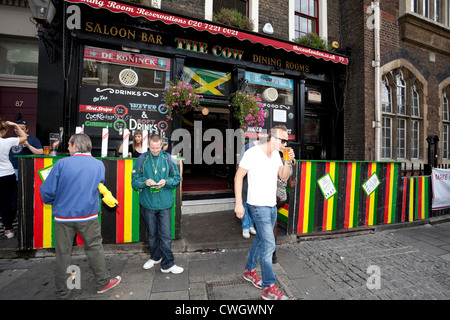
[180,104,235,200]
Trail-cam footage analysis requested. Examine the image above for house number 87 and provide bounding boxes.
[15,101,23,107]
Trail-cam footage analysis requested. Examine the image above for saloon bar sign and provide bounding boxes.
[66,0,349,65]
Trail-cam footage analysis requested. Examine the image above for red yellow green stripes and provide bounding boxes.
[116,159,140,243]
[322,162,338,231]
[344,162,360,229]
[33,157,56,249]
[383,163,398,224]
[297,161,316,234]
[277,204,289,223]
[364,162,379,226]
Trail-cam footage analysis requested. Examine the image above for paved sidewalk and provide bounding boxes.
[0,212,449,301]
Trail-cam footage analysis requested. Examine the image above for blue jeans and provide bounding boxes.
[245,205,277,288]
[141,207,174,270]
[241,202,254,230]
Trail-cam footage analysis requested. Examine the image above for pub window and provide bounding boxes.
[81,47,170,90]
[0,38,38,77]
[213,0,248,16]
[245,71,294,105]
[295,0,319,38]
[381,67,424,160]
[443,91,449,159]
[382,117,392,159]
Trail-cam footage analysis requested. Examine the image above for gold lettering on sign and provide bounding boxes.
[85,22,136,40]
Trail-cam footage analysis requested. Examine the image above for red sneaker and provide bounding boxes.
[97,276,121,294]
[262,283,289,300]
[243,268,262,289]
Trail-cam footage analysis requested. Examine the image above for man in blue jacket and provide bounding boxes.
[132,134,182,274]
[40,134,121,299]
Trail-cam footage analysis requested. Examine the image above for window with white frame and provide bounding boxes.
[443,91,450,159]
[397,119,407,158]
[382,79,392,113]
[410,0,449,26]
[382,117,392,159]
[294,0,319,38]
[397,73,406,115]
[411,120,420,158]
[213,0,248,16]
[412,85,420,116]
[381,68,424,160]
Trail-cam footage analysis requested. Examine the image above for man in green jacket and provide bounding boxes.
[131,134,182,274]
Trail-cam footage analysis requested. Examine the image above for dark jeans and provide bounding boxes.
[0,174,17,230]
[141,207,174,269]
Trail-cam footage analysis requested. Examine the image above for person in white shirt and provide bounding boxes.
[0,120,27,238]
[234,125,294,300]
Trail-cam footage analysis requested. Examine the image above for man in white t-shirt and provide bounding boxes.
[234,125,294,300]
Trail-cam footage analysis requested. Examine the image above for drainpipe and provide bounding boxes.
[372,1,381,161]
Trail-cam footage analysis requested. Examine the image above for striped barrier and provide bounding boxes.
[286,161,430,235]
[17,156,181,250]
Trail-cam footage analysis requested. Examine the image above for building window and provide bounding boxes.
[411,120,420,158]
[382,117,392,159]
[294,0,319,38]
[382,79,392,113]
[412,85,420,116]
[213,0,248,16]
[410,0,448,25]
[0,38,39,77]
[397,118,407,158]
[443,91,449,159]
[396,73,406,115]
[381,68,424,160]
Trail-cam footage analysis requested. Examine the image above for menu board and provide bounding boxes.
[78,46,171,139]
[78,84,170,137]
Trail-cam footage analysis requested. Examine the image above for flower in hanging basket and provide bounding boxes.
[229,90,265,130]
[163,80,203,120]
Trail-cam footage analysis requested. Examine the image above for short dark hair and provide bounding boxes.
[69,134,92,153]
[268,125,287,139]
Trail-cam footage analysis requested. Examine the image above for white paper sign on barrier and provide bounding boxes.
[431,168,450,210]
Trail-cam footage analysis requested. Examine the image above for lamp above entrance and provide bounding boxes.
[28,0,56,27]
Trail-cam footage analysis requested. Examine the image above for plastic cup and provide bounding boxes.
[43,146,50,155]
[282,147,292,161]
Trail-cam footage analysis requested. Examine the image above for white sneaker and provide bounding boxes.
[242,229,250,239]
[5,231,14,239]
[249,227,256,235]
[143,258,161,270]
[161,264,184,274]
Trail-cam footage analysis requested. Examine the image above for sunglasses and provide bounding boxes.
[16,120,27,124]
[273,136,288,144]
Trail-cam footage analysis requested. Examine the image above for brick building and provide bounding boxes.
[9,0,450,193]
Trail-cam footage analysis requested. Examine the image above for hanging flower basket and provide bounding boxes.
[163,80,203,121]
[229,90,265,130]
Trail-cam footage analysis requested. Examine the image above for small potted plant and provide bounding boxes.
[212,8,254,31]
[163,80,203,120]
[229,90,265,130]
[294,32,333,51]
